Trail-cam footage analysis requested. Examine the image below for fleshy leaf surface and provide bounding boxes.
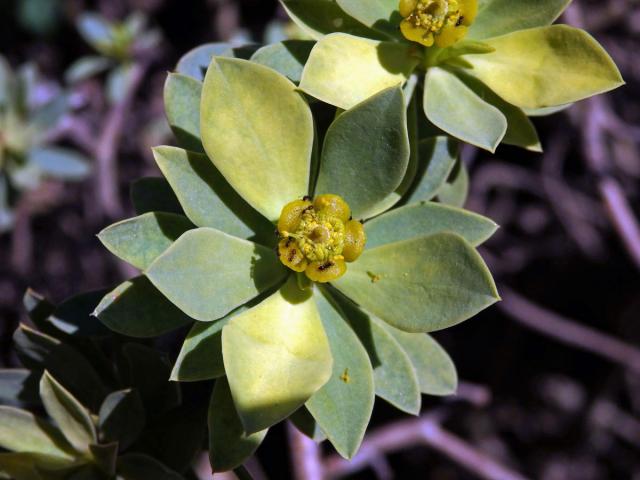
[39,371,96,453]
[424,68,507,152]
[250,41,314,84]
[222,278,333,433]
[164,73,204,152]
[335,0,402,38]
[305,289,374,458]
[98,389,145,451]
[336,297,421,414]
[208,377,267,472]
[201,57,313,221]
[300,33,419,110]
[383,326,458,395]
[279,0,386,40]
[334,233,499,332]
[365,202,497,248]
[403,137,457,204]
[468,0,571,40]
[315,87,409,219]
[146,228,285,322]
[94,276,193,338]
[464,25,624,109]
[153,146,271,241]
[0,406,74,461]
[170,307,244,381]
[98,212,193,270]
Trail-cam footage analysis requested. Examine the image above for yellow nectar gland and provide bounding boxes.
[277,194,366,283]
[399,0,478,48]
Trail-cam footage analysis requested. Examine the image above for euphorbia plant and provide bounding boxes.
[285,0,623,151]
[95,55,500,469]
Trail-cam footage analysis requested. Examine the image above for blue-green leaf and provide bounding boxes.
[305,289,374,458]
[164,73,203,153]
[146,228,285,322]
[334,233,499,332]
[315,87,410,219]
[94,276,193,338]
[365,202,497,248]
[152,146,273,242]
[208,377,267,472]
[39,371,96,454]
[424,68,507,152]
[98,212,194,271]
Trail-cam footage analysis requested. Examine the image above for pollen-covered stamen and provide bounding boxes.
[399,0,477,48]
[277,194,366,283]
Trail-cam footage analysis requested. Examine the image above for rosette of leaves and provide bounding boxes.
[0,56,90,233]
[282,0,623,152]
[0,290,206,479]
[95,53,500,470]
[66,12,161,104]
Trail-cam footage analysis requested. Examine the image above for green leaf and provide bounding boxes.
[468,0,570,40]
[305,289,374,458]
[130,177,183,216]
[335,295,420,415]
[48,290,111,337]
[98,389,145,451]
[164,73,203,153]
[222,278,333,433]
[121,344,181,415]
[335,0,402,39]
[315,87,409,220]
[76,14,113,55]
[279,0,386,40]
[175,43,260,81]
[152,147,272,242]
[290,407,326,443]
[464,25,624,109]
[403,137,457,204]
[0,406,74,461]
[146,228,285,322]
[95,277,193,337]
[65,56,112,84]
[29,148,91,181]
[170,310,241,381]
[176,43,231,81]
[39,371,97,453]
[22,289,56,334]
[98,212,194,270]
[0,452,46,480]
[208,377,267,472]
[300,33,419,110]
[523,104,572,117]
[0,369,38,406]
[437,159,469,208]
[201,57,313,222]
[334,232,499,332]
[455,72,541,151]
[250,41,314,84]
[383,326,457,395]
[424,68,507,152]
[13,325,108,411]
[116,454,182,480]
[366,202,497,248]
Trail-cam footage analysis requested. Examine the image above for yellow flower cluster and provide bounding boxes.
[399,0,478,48]
[277,194,366,282]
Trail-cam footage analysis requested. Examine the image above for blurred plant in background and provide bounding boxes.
[0,55,90,234]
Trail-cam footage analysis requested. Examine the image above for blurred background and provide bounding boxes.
[1,0,639,478]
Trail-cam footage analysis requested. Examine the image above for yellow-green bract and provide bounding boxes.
[290,0,623,152]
